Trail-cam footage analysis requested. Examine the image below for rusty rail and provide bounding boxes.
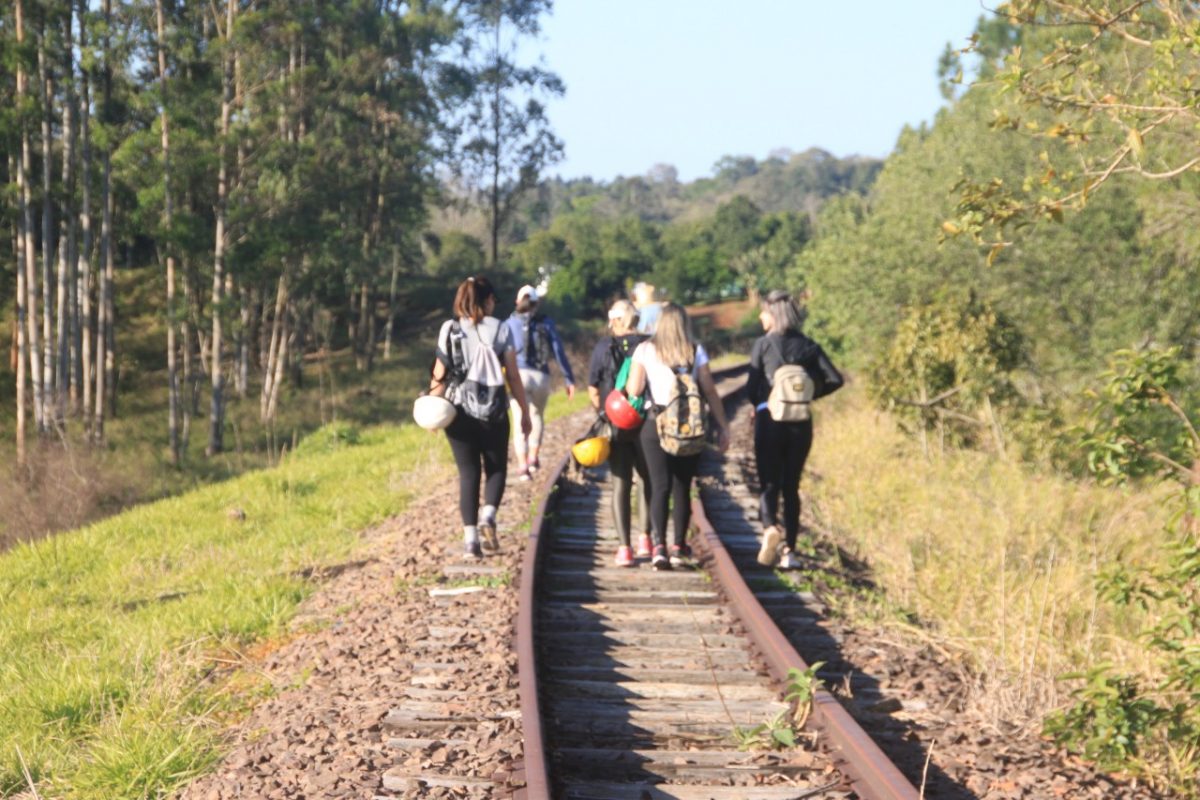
[516,362,917,799]
[691,497,921,800]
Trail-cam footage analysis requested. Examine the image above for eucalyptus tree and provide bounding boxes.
[451,0,563,266]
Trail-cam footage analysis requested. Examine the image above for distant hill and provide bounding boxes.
[430,148,882,248]
[517,148,882,232]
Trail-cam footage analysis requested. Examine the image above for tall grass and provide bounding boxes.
[805,385,1172,723]
[0,390,588,799]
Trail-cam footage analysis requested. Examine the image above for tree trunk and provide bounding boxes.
[39,26,56,429]
[261,276,290,423]
[78,0,93,424]
[56,10,77,426]
[208,0,234,457]
[236,283,249,398]
[157,0,181,465]
[14,0,29,464]
[23,24,43,437]
[94,0,114,440]
[384,244,398,360]
[489,16,501,267]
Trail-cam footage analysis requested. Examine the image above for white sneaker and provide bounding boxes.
[757,525,782,567]
[778,549,799,570]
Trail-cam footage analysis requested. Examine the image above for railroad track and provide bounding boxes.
[516,365,919,800]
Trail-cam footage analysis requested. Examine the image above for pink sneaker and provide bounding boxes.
[614,545,634,567]
[635,533,653,558]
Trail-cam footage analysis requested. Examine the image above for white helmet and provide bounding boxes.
[413,395,456,430]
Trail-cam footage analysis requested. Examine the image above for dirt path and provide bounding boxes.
[177,411,589,800]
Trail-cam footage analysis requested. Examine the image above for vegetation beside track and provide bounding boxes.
[803,385,1172,721]
[0,386,588,799]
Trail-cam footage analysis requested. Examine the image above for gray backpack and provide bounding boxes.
[449,321,508,421]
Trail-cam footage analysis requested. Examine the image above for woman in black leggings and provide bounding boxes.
[429,276,531,560]
[747,290,842,569]
[625,303,730,570]
[587,299,651,566]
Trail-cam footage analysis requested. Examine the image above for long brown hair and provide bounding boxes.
[453,275,496,323]
[650,303,696,369]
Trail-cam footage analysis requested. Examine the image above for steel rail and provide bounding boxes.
[516,362,916,799]
[690,383,921,800]
[514,450,570,800]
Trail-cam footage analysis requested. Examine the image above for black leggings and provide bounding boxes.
[609,437,650,547]
[754,412,812,548]
[638,416,700,549]
[445,413,510,526]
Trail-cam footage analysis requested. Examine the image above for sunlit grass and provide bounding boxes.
[805,384,1172,721]
[0,373,589,799]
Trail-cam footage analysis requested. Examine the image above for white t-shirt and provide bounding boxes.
[436,316,514,368]
[632,341,709,406]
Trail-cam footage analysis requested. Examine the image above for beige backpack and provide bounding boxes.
[766,338,815,422]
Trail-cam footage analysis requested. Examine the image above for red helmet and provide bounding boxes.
[605,389,644,430]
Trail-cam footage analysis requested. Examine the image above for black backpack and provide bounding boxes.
[524,314,553,370]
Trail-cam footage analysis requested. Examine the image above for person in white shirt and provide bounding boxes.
[623,303,730,569]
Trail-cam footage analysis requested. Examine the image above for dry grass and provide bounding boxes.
[805,384,1172,725]
[0,442,140,551]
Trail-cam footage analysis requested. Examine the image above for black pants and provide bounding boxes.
[445,412,510,526]
[638,415,700,549]
[609,436,650,547]
[754,412,813,549]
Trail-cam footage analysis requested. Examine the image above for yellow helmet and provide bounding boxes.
[571,435,611,467]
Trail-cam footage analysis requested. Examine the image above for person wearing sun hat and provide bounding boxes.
[505,284,576,480]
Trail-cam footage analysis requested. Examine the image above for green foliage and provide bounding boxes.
[1044,667,1162,771]
[731,710,797,752]
[784,662,825,728]
[1047,347,1200,793]
[950,1,1200,245]
[1082,347,1200,485]
[870,293,1025,450]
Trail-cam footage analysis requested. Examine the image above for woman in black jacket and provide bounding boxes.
[747,290,843,569]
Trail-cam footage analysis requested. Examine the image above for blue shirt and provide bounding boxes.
[505,313,576,384]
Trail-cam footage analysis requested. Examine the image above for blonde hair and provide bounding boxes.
[607,299,639,333]
[650,303,695,369]
[761,289,806,334]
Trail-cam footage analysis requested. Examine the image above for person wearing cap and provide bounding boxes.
[587,299,652,566]
[505,285,576,480]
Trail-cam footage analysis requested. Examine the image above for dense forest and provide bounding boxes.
[0,0,564,468]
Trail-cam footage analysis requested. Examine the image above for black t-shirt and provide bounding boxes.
[588,333,645,401]
[747,331,844,407]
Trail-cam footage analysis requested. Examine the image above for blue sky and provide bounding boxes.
[518,2,989,182]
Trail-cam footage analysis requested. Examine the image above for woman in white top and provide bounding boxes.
[624,303,730,569]
[429,276,531,560]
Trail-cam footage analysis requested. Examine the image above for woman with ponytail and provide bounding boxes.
[429,276,531,560]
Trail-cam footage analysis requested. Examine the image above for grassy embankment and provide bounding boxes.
[804,383,1172,724]
[0,383,589,799]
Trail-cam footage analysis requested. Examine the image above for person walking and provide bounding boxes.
[747,290,843,569]
[506,285,576,480]
[624,303,730,570]
[429,276,532,560]
[633,282,662,335]
[587,299,652,567]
